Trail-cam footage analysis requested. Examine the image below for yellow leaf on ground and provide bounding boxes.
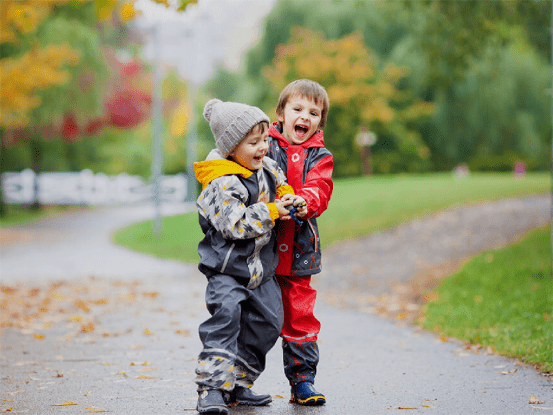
[396,406,418,409]
[33,334,44,340]
[529,396,544,404]
[53,402,78,406]
[85,409,107,412]
[136,375,156,379]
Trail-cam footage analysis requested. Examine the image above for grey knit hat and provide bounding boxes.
[203,98,270,157]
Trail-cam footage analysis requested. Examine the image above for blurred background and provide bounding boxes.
[0,0,551,214]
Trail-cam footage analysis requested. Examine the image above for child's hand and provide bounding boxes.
[292,196,307,218]
[281,194,307,218]
[274,199,292,220]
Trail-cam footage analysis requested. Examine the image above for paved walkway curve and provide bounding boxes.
[317,194,551,316]
[0,197,551,414]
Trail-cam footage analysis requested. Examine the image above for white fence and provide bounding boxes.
[1,169,188,205]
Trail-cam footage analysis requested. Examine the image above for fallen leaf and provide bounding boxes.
[112,371,126,375]
[84,408,107,412]
[138,368,157,372]
[53,402,78,406]
[396,407,418,409]
[142,292,159,298]
[530,396,544,404]
[4,408,13,412]
[68,316,83,322]
[33,334,44,340]
[273,395,284,399]
[439,336,448,342]
[74,300,90,312]
[81,322,95,333]
[144,328,153,336]
[5,389,25,396]
[136,375,156,379]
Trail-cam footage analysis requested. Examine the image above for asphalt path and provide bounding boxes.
[0,200,551,414]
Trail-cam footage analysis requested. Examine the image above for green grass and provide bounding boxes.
[0,204,84,227]
[113,210,204,263]
[419,224,552,372]
[113,172,550,263]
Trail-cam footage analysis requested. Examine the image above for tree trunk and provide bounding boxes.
[30,134,42,211]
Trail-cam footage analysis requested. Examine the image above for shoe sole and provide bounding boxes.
[196,404,228,414]
[236,398,272,406]
[290,394,326,406]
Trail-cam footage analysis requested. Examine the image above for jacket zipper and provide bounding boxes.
[307,219,319,252]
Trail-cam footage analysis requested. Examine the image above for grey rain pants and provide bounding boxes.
[195,274,283,391]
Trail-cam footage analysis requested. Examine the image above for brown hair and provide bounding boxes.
[247,121,269,137]
[275,79,330,129]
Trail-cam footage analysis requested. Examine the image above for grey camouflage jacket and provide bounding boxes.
[194,149,294,289]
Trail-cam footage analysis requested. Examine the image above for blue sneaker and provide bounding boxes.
[290,382,326,406]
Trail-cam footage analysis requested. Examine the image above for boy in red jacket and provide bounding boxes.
[266,79,334,405]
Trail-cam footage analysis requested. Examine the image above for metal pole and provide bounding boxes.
[151,24,163,237]
[186,84,198,202]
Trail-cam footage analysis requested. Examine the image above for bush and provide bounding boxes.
[467,152,540,172]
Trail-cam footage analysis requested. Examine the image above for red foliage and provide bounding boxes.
[61,114,80,141]
[84,119,105,136]
[2,52,152,148]
[2,129,31,148]
[106,89,151,128]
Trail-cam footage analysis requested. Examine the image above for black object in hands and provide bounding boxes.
[285,202,306,226]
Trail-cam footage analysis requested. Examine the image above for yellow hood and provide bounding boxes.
[194,159,253,190]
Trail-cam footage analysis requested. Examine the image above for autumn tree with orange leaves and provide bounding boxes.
[263,28,434,176]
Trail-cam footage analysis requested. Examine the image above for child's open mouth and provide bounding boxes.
[294,124,308,138]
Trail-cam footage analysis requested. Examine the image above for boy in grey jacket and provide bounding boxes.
[193,99,306,414]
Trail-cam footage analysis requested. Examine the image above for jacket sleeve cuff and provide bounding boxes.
[266,202,280,225]
[277,184,295,198]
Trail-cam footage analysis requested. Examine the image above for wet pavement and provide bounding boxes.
[0,200,551,414]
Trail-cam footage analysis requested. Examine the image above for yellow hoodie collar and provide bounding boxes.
[194,159,253,189]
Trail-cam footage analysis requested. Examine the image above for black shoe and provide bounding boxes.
[197,389,228,414]
[290,382,326,406]
[224,386,272,406]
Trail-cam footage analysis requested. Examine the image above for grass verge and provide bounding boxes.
[419,224,552,372]
[113,172,550,263]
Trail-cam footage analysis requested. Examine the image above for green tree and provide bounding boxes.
[263,28,433,176]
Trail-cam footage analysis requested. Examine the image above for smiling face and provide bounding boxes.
[229,123,269,171]
[277,95,324,145]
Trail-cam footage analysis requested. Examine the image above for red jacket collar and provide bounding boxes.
[269,122,325,149]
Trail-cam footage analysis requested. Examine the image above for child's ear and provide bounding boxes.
[276,110,285,124]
